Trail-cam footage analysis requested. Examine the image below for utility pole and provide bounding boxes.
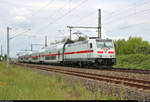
[67,26,72,40]
[1,45,2,56]
[0,45,2,61]
[31,44,33,51]
[67,9,102,39]
[7,27,11,68]
[45,36,47,47]
[69,28,72,40]
[31,44,43,51]
[6,27,30,68]
[98,9,101,39]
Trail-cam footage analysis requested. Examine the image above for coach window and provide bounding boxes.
[90,43,92,48]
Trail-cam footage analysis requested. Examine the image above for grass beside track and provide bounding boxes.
[0,62,121,100]
[113,54,150,70]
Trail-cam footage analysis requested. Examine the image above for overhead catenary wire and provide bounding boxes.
[14,0,150,40]
[43,0,72,21]
[10,0,56,30]
[30,0,56,17]
[35,0,89,34]
[71,10,97,25]
[48,0,89,26]
[102,8,150,26]
[27,0,72,36]
[34,0,150,41]
[35,0,150,34]
[66,0,150,35]
[9,29,31,40]
[101,0,150,26]
[102,0,150,22]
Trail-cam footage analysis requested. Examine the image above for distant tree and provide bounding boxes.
[51,34,87,45]
[4,54,7,61]
[0,55,2,61]
[78,36,87,41]
[114,36,150,55]
[114,39,126,55]
[51,37,68,45]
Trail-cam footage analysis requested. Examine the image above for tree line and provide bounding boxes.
[114,36,150,55]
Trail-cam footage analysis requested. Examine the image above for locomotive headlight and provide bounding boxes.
[110,55,114,58]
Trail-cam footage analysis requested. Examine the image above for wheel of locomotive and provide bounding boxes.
[98,65,112,69]
[84,61,91,69]
[79,61,84,68]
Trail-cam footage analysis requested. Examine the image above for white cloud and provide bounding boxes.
[25,0,72,11]
[14,16,26,22]
[9,7,31,23]
[25,2,50,8]
[10,7,31,16]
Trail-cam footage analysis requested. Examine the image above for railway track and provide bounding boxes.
[91,67,150,74]
[13,62,150,90]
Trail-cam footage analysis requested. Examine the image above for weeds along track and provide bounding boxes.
[13,63,150,90]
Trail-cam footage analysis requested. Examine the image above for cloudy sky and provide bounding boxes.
[0,0,150,57]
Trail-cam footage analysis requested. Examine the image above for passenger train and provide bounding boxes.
[18,37,116,67]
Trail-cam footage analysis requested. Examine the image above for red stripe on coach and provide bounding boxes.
[97,51,103,54]
[40,50,94,57]
[108,51,115,54]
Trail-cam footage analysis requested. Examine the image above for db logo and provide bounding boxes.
[103,48,109,53]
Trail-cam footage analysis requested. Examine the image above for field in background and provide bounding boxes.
[0,62,120,100]
[113,54,150,69]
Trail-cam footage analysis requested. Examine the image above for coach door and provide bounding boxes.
[87,43,92,58]
[58,51,60,61]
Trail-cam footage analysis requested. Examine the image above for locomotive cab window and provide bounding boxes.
[105,41,113,48]
[96,40,113,48]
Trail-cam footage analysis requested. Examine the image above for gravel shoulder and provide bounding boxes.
[33,64,150,81]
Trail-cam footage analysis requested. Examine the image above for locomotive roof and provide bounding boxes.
[57,43,64,49]
[96,39,112,42]
[45,43,64,50]
[38,48,46,53]
[89,37,112,41]
[18,51,33,56]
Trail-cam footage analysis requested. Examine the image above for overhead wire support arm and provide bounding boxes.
[31,44,44,51]
[67,26,98,40]
[9,29,31,40]
[67,26,98,29]
[7,27,11,68]
[98,9,101,39]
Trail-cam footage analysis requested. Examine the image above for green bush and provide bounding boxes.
[114,36,150,55]
[113,54,150,69]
